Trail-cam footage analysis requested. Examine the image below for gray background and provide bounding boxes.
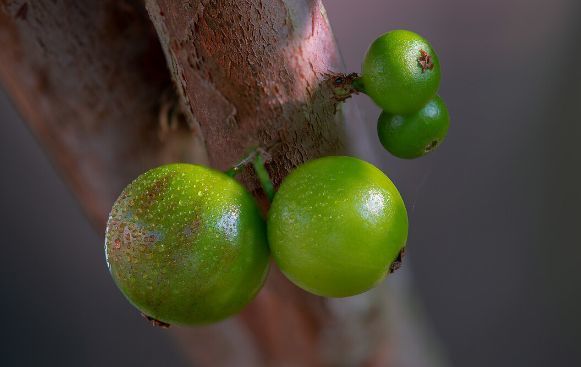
[1,0,580,366]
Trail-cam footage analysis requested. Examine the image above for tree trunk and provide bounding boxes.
[0,1,444,366]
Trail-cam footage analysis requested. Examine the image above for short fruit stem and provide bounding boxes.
[225,147,275,202]
[327,72,366,102]
[351,76,366,94]
[225,156,251,178]
[252,151,275,202]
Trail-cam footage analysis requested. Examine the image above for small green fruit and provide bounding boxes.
[362,30,441,114]
[105,164,269,325]
[378,95,450,159]
[267,156,408,297]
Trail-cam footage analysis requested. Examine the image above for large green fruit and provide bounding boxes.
[267,156,408,297]
[362,29,441,114]
[105,164,269,325]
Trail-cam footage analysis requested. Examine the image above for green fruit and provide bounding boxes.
[105,164,269,325]
[362,29,441,114]
[378,95,450,159]
[267,156,408,297]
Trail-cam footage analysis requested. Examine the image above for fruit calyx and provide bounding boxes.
[389,247,406,273]
[141,313,171,328]
[417,49,434,73]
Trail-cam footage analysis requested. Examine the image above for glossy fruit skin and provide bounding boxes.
[267,156,408,297]
[105,164,269,325]
[378,95,450,159]
[362,30,441,114]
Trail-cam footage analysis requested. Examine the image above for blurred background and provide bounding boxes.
[1,0,580,366]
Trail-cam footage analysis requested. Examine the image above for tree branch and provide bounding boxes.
[0,1,444,366]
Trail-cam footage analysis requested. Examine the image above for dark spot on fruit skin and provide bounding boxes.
[134,173,176,211]
[389,247,406,273]
[183,218,202,237]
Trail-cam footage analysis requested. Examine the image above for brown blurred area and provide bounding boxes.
[1,0,580,366]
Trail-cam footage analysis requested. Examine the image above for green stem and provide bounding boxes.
[225,158,250,178]
[351,76,366,94]
[252,152,275,202]
[225,148,275,202]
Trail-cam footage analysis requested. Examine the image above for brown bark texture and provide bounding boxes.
[0,1,441,366]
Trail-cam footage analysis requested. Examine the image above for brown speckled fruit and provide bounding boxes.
[105,164,269,325]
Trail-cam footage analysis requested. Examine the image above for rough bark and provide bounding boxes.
[0,0,209,226]
[0,1,441,366]
[144,0,348,200]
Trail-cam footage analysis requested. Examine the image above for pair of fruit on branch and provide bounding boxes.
[104,30,448,327]
[337,30,450,159]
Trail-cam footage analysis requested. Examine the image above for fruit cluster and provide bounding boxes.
[104,29,448,326]
[359,30,450,159]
